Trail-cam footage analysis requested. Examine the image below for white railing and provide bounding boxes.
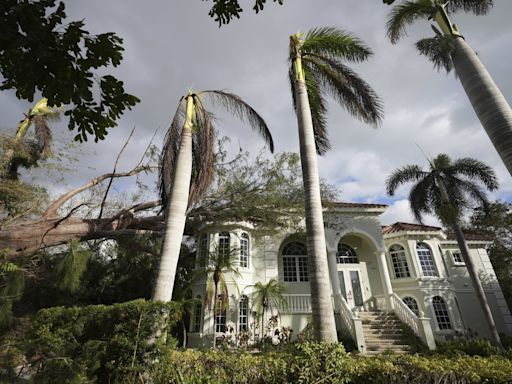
[390,293,420,335]
[281,294,312,313]
[338,295,356,339]
[390,293,436,350]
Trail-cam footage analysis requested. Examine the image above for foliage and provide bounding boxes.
[53,240,92,293]
[167,344,512,383]
[204,0,284,26]
[434,338,502,357]
[0,300,180,383]
[0,0,139,142]
[192,150,340,232]
[416,33,455,73]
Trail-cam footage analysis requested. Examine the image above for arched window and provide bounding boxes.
[389,245,411,278]
[432,296,452,330]
[215,294,227,333]
[416,242,438,277]
[192,295,202,332]
[337,243,358,264]
[218,232,231,257]
[197,234,208,267]
[239,295,249,331]
[240,233,249,268]
[282,242,308,282]
[402,296,420,316]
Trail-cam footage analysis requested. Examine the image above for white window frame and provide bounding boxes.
[218,232,231,257]
[402,296,420,317]
[432,296,452,330]
[239,295,249,332]
[416,242,439,277]
[197,234,208,268]
[336,243,359,264]
[449,250,465,266]
[192,296,202,333]
[282,242,309,282]
[215,295,227,333]
[240,233,249,269]
[389,244,411,279]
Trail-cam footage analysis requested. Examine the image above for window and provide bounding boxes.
[452,250,464,265]
[218,232,231,257]
[389,245,411,278]
[240,233,249,268]
[402,296,420,316]
[337,243,359,264]
[432,296,452,330]
[192,296,202,332]
[282,242,309,282]
[416,242,438,277]
[239,295,249,331]
[215,295,227,333]
[197,234,208,267]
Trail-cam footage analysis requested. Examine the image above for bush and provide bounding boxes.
[1,299,179,383]
[434,338,501,357]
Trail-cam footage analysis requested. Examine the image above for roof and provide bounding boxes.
[445,233,494,242]
[330,202,388,209]
[382,222,442,234]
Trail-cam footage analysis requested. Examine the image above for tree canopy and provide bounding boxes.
[204,0,284,26]
[0,0,139,142]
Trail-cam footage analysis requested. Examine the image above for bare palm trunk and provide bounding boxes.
[451,36,512,176]
[153,96,194,301]
[293,53,337,342]
[437,179,502,347]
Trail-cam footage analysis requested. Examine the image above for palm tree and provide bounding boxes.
[153,90,273,303]
[288,27,383,341]
[250,279,288,339]
[385,0,512,176]
[386,153,502,347]
[204,244,241,348]
[2,98,61,178]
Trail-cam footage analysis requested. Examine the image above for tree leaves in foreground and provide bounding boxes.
[0,0,139,142]
[204,0,284,26]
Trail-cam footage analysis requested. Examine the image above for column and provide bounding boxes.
[327,250,343,312]
[376,249,394,310]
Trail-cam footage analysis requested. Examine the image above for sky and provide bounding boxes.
[2,0,512,226]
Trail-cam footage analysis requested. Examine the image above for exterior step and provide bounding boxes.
[359,311,410,355]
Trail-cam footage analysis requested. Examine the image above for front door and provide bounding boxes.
[338,269,364,309]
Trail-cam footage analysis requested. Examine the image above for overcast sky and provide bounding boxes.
[2,0,512,226]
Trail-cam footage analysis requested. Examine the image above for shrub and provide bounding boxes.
[1,299,179,383]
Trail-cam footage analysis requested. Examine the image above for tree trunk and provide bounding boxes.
[153,96,194,302]
[451,36,512,176]
[451,222,502,348]
[293,54,338,342]
[212,281,218,348]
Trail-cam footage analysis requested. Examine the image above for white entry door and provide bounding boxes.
[337,269,364,309]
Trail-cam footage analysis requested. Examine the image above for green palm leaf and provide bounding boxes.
[386,0,434,44]
[416,35,455,73]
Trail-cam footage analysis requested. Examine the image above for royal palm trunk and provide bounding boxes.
[451,36,512,176]
[293,52,338,342]
[153,96,194,301]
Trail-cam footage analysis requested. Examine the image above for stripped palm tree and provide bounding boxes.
[2,98,61,178]
[153,90,273,303]
[384,1,512,176]
[288,27,383,341]
[250,279,287,339]
[386,153,502,347]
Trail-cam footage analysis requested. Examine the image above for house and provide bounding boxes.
[187,202,512,352]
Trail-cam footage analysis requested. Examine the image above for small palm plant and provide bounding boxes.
[288,27,383,341]
[153,90,273,302]
[250,279,288,340]
[384,0,512,176]
[204,244,241,348]
[386,153,502,347]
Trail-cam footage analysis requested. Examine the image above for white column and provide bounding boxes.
[376,250,393,310]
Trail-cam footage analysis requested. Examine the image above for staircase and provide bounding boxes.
[359,311,410,355]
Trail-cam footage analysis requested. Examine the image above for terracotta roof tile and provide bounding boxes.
[382,222,442,234]
[330,201,388,209]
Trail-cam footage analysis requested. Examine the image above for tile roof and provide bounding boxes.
[382,222,442,234]
[330,202,388,209]
[445,233,494,241]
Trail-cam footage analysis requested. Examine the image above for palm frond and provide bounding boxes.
[386,0,435,44]
[189,95,216,205]
[447,0,493,15]
[302,62,331,155]
[416,35,455,73]
[203,90,274,152]
[33,115,53,158]
[386,164,428,195]
[305,55,383,127]
[159,99,185,210]
[409,172,435,223]
[302,27,372,63]
[453,177,491,212]
[450,157,498,191]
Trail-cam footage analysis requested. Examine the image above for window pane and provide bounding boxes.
[219,232,230,257]
[240,233,249,268]
[432,296,452,330]
[390,245,411,278]
[338,271,346,299]
[350,271,363,306]
[337,243,359,264]
[215,295,227,333]
[452,251,464,264]
[239,296,248,331]
[297,256,309,282]
[283,256,297,282]
[402,296,419,316]
[193,297,202,332]
[417,242,438,277]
